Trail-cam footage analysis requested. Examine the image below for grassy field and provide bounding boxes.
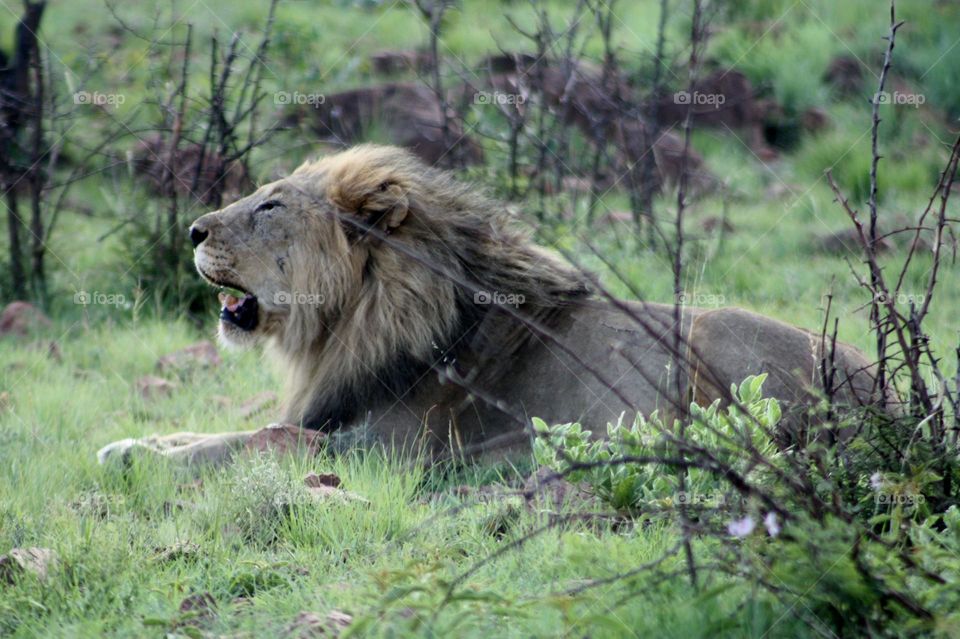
[3,322,846,638]
[2,0,959,636]
[1,322,806,637]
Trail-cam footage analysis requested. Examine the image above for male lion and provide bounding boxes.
[98,145,886,466]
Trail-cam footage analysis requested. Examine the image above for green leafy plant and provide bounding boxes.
[533,374,783,515]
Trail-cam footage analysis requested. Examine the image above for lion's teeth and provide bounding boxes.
[218,292,241,311]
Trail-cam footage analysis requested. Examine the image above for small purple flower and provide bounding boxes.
[728,516,755,538]
[764,512,781,537]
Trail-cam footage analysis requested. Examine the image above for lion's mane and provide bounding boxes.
[272,145,589,431]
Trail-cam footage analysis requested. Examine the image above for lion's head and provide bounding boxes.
[190,145,588,430]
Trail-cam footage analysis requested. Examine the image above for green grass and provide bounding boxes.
[2,0,960,635]
[0,322,811,637]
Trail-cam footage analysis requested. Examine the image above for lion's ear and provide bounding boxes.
[365,180,409,232]
[329,174,409,239]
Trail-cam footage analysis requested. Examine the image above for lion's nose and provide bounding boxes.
[189,225,209,248]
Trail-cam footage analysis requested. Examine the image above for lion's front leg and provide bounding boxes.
[97,429,259,467]
[96,424,325,468]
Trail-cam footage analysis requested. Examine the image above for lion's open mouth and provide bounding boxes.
[218,290,259,331]
[196,265,260,332]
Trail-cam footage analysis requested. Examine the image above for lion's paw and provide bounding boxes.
[96,438,155,465]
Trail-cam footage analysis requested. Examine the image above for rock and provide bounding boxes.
[244,423,325,457]
[135,375,178,399]
[304,471,341,489]
[900,226,954,255]
[131,134,251,206]
[474,56,629,136]
[0,547,57,583]
[476,52,540,74]
[284,610,353,638]
[801,106,830,133]
[287,83,483,168]
[370,49,433,76]
[655,69,778,159]
[462,53,717,195]
[156,340,221,372]
[814,228,893,255]
[754,145,779,162]
[303,472,369,505]
[824,55,865,95]
[237,391,278,419]
[0,301,50,337]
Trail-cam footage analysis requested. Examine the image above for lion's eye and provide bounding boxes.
[255,200,284,213]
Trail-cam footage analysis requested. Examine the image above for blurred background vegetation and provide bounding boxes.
[0,0,957,356]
